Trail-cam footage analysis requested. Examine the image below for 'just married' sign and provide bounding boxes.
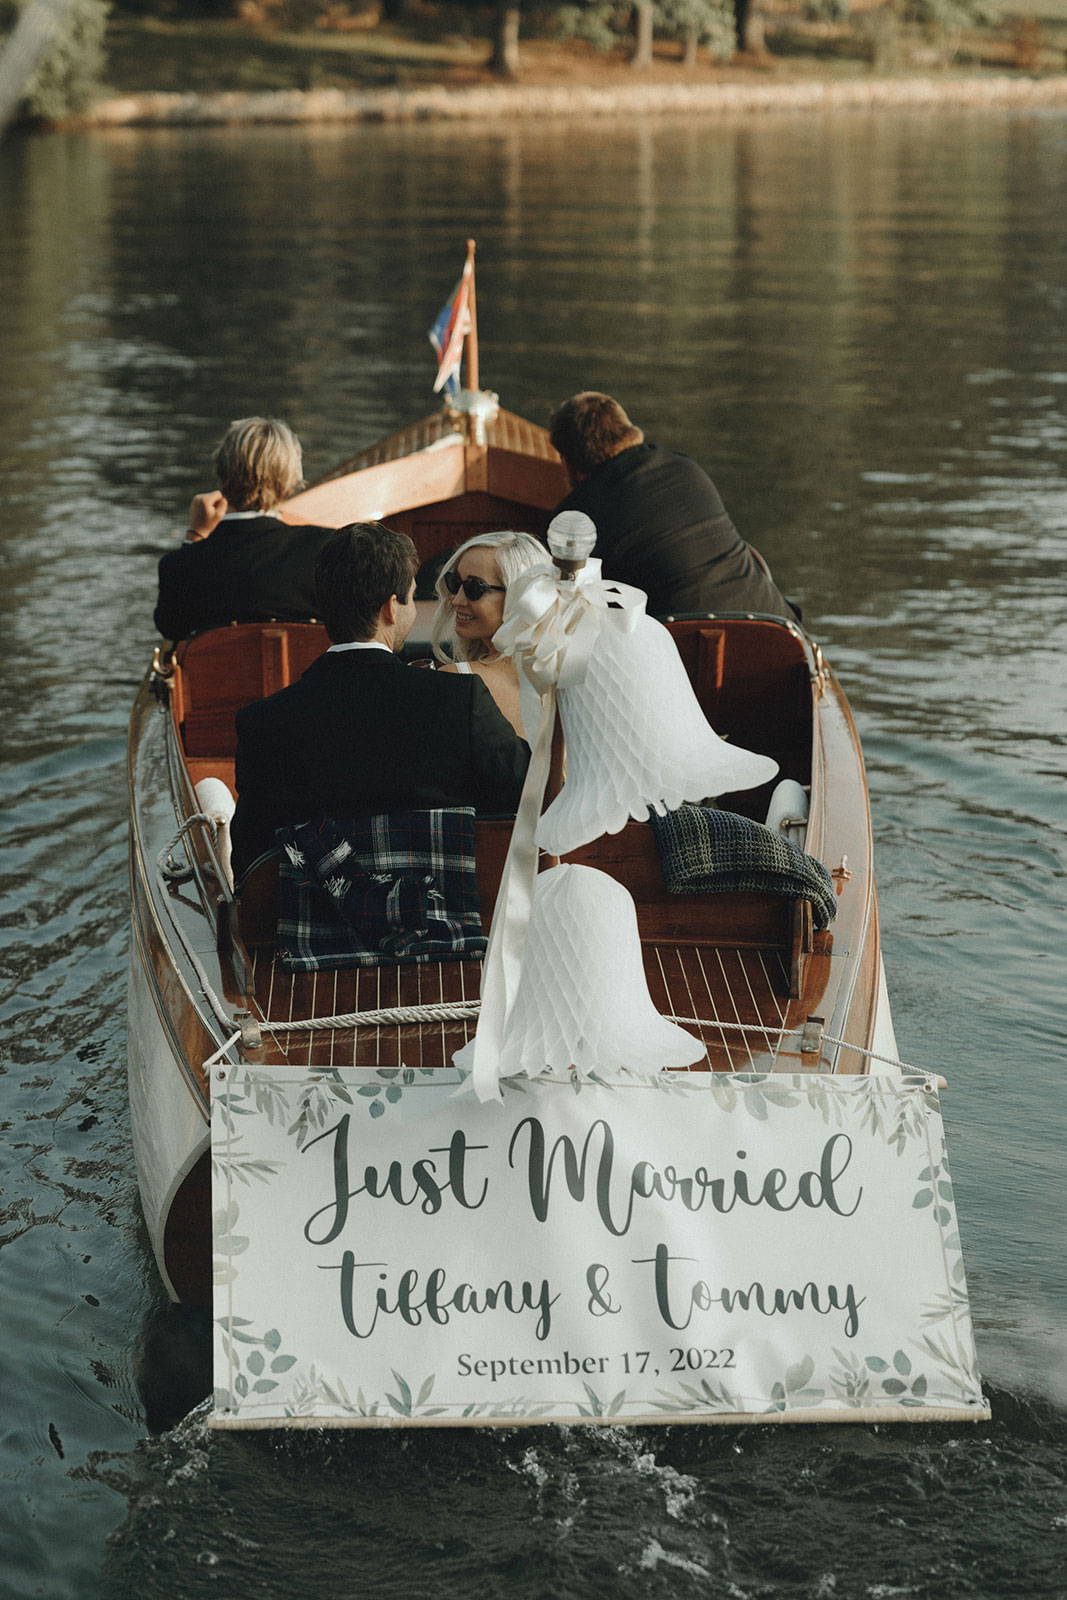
[209,1069,989,1428]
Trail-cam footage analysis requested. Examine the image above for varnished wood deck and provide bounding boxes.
[249,942,804,1074]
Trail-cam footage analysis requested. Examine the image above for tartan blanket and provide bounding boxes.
[276,808,486,973]
[648,803,837,930]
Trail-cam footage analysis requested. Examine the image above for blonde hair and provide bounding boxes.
[431,530,550,664]
[213,417,304,511]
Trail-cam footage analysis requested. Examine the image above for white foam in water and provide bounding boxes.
[637,1540,712,1579]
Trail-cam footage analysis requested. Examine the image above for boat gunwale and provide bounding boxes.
[128,677,233,1110]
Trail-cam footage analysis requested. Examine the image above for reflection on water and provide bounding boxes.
[1,109,1065,1599]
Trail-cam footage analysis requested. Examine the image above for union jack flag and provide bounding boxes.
[428,259,473,398]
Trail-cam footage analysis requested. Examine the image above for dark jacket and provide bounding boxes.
[154,515,334,640]
[555,443,797,620]
[230,649,529,881]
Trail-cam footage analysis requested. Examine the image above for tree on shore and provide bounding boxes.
[733,0,764,52]
[632,0,652,65]
[659,0,734,62]
[490,0,521,76]
[557,0,734,65]
[0,0,109,128]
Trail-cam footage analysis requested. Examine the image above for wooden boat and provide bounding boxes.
[127,379,897,1309]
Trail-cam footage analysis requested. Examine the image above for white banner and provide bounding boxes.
[209,1069,988,1427]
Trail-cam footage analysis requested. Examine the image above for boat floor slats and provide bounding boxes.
[249,945,799,1072]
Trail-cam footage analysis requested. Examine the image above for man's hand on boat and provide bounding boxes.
[181,491,228,542]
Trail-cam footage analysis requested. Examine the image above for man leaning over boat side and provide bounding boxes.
[229,523,530,884]
[153,417,334,641]
[549,392,798,622]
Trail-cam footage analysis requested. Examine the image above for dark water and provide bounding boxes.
[1,110,1065,1598]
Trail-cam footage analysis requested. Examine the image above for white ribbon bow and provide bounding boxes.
[456,561,648,1102]
[492,558,644,694]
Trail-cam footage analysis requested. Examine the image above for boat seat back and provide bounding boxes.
[235,816,801,958]
[172,623,329,758]
[662,616,813,799]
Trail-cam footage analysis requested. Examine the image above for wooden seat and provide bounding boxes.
[234,816,816,997]
[172,622,329,758]
[662,616,812,814]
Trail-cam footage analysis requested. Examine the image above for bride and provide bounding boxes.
[431,530,549,737]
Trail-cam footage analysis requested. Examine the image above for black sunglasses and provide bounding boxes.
[443,569,506,602]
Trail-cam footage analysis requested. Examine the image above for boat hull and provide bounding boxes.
[129,407,894,1306]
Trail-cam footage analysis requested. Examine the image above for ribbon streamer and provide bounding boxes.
[455,561,647,1101]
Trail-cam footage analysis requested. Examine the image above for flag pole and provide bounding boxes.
[464,238,479,394]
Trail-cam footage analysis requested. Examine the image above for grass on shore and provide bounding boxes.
[102,13,1067,98]
[104,17,498,94]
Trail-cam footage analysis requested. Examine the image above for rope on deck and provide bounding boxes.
[258,1000,482,1031]
[250,1003,925,1076]
[157,812,216,882]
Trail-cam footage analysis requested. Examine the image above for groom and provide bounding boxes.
[230,522,529,882]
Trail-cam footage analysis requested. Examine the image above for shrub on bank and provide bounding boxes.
[556,0,735,61]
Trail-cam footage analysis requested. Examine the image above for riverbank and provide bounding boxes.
[51,10,1066,128]
[75,69,1067,126]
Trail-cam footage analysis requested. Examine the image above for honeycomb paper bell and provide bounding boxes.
[461,863,706,1083]
[536,613,779,857]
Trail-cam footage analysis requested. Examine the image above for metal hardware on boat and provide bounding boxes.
[233,1009,263,1052]
[149,646,174,702]
[150,645,174,681]
[831,854,853,886]
[449,387,500,446]
[800,1015,825,1055]
[811,641,828,698]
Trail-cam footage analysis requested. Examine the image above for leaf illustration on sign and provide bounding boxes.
[804,1081,850,1131]
[649,1376,743,1414]
[765,1352,826,1413]
[707,1074,802,1121]
[212,1200,249,1286]
[211,1139,282,1186]
[864,1349,930,1407]
[912,1158,955,1227]
[920,1329,985,1406]
[857,1081,927,1158]
[575,1382,628,1418]
[287,1072,355,1148]
[214,1315,299,1411]
[376,1371,449,1419]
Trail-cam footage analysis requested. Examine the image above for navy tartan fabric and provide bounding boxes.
[276,808,486,972]
[649,803,837,930]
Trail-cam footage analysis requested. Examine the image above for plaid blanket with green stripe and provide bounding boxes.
[649,803,837,930]
[277,808,486,973]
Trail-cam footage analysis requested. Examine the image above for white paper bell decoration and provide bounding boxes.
[454,863,706,1084]
[536,613,779,857]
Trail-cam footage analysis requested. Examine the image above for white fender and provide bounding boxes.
[194,777,235,890]
[764,778,810,846]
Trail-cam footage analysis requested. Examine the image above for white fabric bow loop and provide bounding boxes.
[492,559,645,694]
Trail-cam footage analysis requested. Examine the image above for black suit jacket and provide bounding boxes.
[555,443,797,620]
[230,649,529,881]
[154,515,334,640]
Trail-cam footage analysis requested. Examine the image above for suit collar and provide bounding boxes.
[308,646,402,672]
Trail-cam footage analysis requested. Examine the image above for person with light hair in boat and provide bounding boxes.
[430,530,551,737]
[548,392,798,621]
[229,522,529,883]
[153,416,334,640]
